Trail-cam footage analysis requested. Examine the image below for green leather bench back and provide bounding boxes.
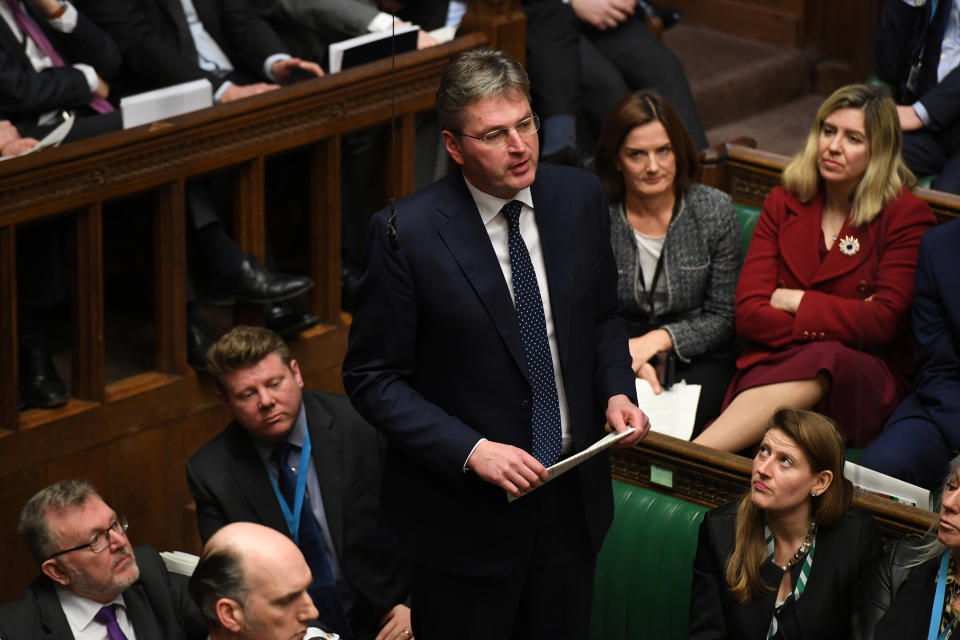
[591,480,708,640]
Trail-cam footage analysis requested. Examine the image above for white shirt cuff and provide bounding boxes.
[463,438,486,472]
[263,53,291,82]
[368,12,396,32]
[48,1,77,32]
[900,0,925,5]
[72,63,98,92]
[913,101,933,128]
[213,80,233,103]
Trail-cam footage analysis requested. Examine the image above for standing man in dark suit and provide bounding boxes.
[876,0,960,193]
[342,48,649,639]
[0,0,121,141]
[0,479,206,640]
[187,325,412,640]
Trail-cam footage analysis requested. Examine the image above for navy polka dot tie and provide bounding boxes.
[502,200,562,467]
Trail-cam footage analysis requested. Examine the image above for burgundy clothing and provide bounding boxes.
[725,186,935,443]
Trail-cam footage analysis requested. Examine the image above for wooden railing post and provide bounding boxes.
[309,137,342,324]
[154,180,188,375]
[233,157,267,327]
[73,204,105,402]
[0,225,17,431]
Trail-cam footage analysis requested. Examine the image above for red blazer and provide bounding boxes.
[735,186,935,376]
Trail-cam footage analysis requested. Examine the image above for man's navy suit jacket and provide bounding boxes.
[342,163,637,578]
[0,545,206,640]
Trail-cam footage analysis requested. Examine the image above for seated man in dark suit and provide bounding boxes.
[0,0,123,142]
[189,522,323,640]
[187,325,412,640]
[860,218,960,489]
[876,0,960,194]
[524,0,706,165]
[77,0,322,103]
[0,479,206,640]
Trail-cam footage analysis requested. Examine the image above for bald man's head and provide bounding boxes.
[189,523,318,640]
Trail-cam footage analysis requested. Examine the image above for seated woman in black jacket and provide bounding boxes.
[689,408,882,639]
[860,455,960,640]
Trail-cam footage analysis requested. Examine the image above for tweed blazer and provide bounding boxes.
[610,182,741,362]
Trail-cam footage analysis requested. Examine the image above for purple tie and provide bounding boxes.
[4,0,113,113]
[94,604,129,640]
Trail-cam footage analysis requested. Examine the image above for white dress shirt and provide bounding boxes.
[464,177,573,460]
[57,588,137,640]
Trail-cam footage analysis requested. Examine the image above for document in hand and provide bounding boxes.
[328,24,419,73]
[506,427,636,502]
[635,378,701,441]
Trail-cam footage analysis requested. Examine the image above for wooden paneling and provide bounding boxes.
[0,33,487,602]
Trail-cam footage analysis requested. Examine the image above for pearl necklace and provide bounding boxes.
[777,520,817,571]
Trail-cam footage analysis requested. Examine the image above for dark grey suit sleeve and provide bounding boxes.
[278,0,379,36]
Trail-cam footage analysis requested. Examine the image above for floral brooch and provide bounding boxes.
[838,235,860,257]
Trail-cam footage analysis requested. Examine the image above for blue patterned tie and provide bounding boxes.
[502,200,562,466]
[271,443,353,640]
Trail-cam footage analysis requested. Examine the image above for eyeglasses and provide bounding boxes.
[48,515,129,559]
[454,115,540,147]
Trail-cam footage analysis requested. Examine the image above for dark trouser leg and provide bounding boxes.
[411,474,596,640]
[584,16,708,149]
[859,404,954,491]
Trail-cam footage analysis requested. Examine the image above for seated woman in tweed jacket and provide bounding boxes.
[594,90,742,432]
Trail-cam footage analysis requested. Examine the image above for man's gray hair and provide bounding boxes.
[189,546,250,627]
[19,480,102,563]
[436,47,531,133]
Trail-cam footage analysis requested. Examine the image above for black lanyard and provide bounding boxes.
[637,250,665,325]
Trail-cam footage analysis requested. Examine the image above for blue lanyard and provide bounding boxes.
[266,429,312,545]
[928,551,951,640]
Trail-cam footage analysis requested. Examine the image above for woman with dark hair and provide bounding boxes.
[694,84,936,452]
[594,90,741,431]
[859,454,960,640]
[689,408,882,639]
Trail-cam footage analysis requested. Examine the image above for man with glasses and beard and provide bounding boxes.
[0,480,205,640]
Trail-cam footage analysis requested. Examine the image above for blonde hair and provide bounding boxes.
[725,409,852,604]
[782,84,915,227]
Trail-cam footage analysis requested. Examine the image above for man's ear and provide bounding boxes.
[41,558,70,588]
[441,130,465,167]
[217,598,244,633]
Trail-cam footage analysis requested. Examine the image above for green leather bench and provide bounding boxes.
[591,479,708,639]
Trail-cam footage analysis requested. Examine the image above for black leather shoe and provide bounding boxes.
[206,255,313,305]
[266,302,320,338]
[187,323,214,372]
[19,338,68,409]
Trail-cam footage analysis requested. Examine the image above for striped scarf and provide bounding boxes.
[765,525,816,639]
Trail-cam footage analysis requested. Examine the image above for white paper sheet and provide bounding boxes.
[120,79,213,130]
[506,427,635,502]
[844,460,932,510]
[635,378,701,441]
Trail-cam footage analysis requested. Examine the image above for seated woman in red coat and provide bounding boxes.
[693,84,935,453]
